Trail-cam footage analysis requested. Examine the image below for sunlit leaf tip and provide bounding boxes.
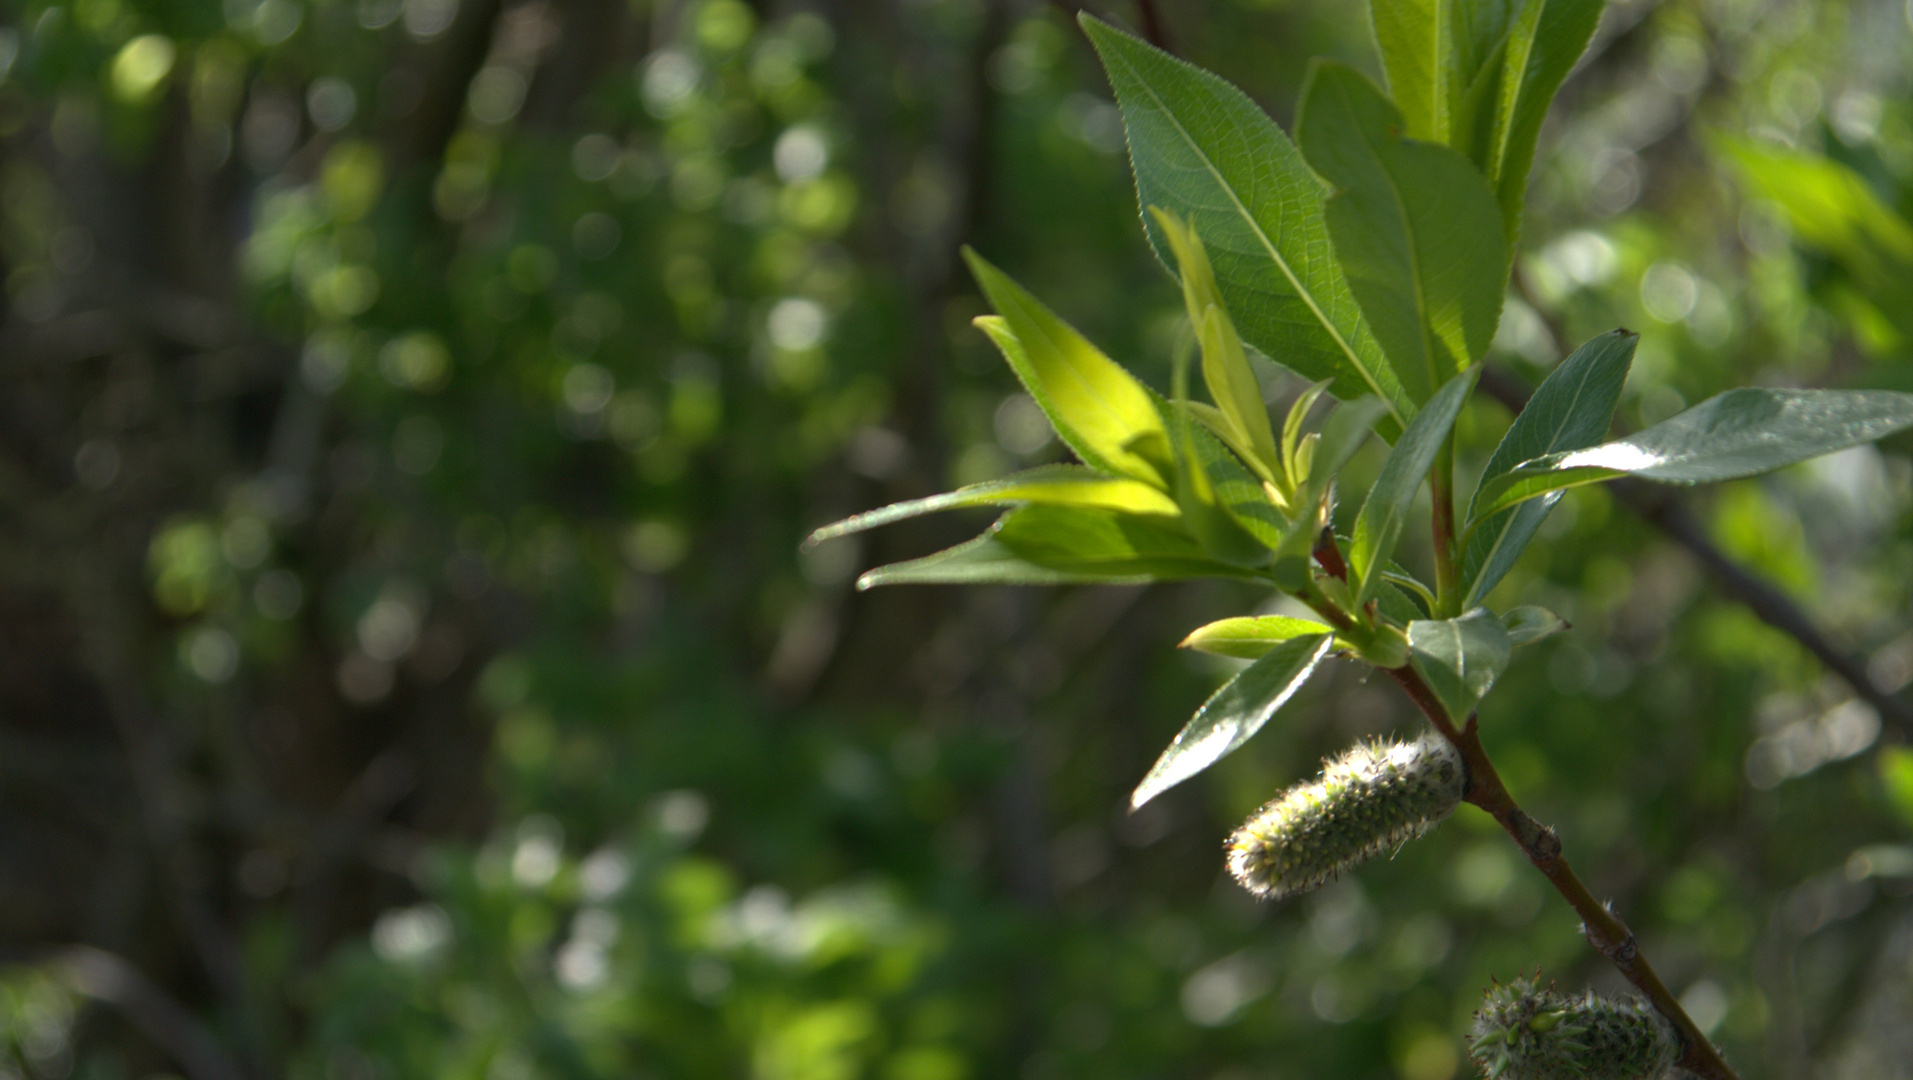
[1130,634,1332,809]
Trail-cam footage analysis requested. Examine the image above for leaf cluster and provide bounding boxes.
[811,2,1913,816]
[810,3,1913,815]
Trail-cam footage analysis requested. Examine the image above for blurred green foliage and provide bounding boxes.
[3,1,1913,1079]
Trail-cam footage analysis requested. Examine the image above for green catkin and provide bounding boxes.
[1469,976,1682,1080]
[1226,732,1465,900]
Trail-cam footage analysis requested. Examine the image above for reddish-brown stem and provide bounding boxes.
[1381,663,1742,1080]
[1312,527,1349,582]
[1305,530,1735,1076]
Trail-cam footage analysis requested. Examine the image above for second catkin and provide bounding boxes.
[1469,975,1683,1080]
[1226,731,1465,900]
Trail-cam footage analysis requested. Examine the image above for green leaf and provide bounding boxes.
[1469,0,1605,238]
[1130,634,1333,808]
[1407,607,1511,723]
[1370,0,1521,143]
[1473,388,1913,520]
[1295,61,1508,404]
[1081,16,1414,432]
[1307,396,1391,491]
[1350,368,1480,603]
[1369,0,1446,141]
[1717,135,1913,334]
[1881,747,1913,831]
[1502,605,1568,647]
[966,250,1175,488]
[1180,615,1338,659]
[1151,208,1282,479]
[1166,351,1273,568]
[1461,329,1636,607]
[806,465,1180,546]
[857,504,1261,589]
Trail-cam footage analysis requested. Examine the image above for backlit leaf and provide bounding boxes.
[857,504,1261,589]
[805,465,1181,546]
[1461,329,1635,606]
[1180,615,1339,659]
[966,250,1175,488]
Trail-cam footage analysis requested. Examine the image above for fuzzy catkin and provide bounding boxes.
[1226,732,1464,900]
[1469,976,1682,1080]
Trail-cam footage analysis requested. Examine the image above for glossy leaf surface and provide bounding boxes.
[1461,329,1635,606]
[966,250,1174,488]
[1130,634,1333,808]
[1472,388,1913,520]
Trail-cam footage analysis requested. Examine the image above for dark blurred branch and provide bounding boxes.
[1476,363,1913,739]
[52,946,248,1080]
[64,563,260,1074]
[1133,0,1172,51]
[403,0,508,169]
[519,0,634,131]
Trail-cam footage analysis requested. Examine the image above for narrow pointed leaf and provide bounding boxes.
[807,465,1180,546]
[1717,135,1913,332]
[1472,0,1605,237]
[1350,368,1480,603]
[1296,61,1508,404]
[1131,634,1333,808]
[1185,401,1270,489]
[1502,605,1568,647]
[1283,380,1334,471]
[1473,388,1913,520]
[1407,608,1511,723]
[855,504,1262,590]
[1149,386,1289,556]
[1462,329,1636,606]
[1081,16,1414,432]
[1199,306,1281,476]
[1371,0,1520,142]
[1180,615,1338,659]
[966,250,1174,488]
[1151,207,1282,476]
[1307,396,1391,491]
[1369,0,1446,141]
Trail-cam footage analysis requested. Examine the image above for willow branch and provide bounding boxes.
[1381,660,1741,1080]
[1313,527,1736,1077]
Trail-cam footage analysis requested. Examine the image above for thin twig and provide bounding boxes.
[1133,0,1172,52]
[52,946,249,1080]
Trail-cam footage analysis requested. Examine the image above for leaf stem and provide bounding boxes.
[1430,437,1460,614]
[1381,663,1742,1080]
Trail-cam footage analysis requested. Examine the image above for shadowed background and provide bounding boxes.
[3,0,1913,1077]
